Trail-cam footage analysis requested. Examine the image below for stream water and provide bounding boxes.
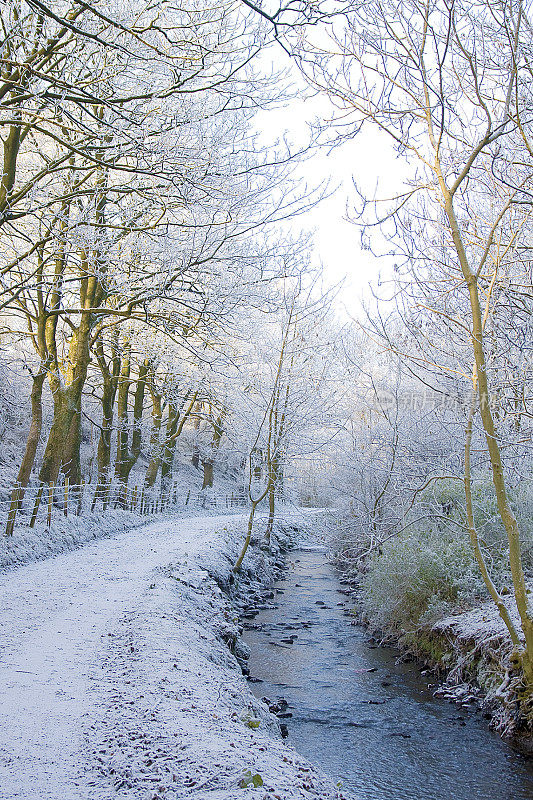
[243,547,533,800]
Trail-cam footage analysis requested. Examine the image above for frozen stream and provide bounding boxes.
[243,547,533,800]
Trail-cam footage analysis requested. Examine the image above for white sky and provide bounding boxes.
[254,60,407,317]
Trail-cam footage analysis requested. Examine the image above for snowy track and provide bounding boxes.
[0,512,348,800]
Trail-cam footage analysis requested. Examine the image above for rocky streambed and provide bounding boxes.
[240,546,533,800]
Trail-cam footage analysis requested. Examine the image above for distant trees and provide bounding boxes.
[233,275,337,569]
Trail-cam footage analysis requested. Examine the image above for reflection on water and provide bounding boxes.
[243,548,533,800]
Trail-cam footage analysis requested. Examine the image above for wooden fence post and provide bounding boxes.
[64,478,69,517]
[77,480,84,516]
[30,485,44,528]
[47,483,54,528]
[5,483,21,536]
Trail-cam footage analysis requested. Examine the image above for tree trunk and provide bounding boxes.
[265,476,276,543]
[38,308,93,485]
[0,120,21,216]
[37,389,71,486]
[160,391,198,500]
[114,347,131,486]
[122,360,149,486]
[191,402,201,468]
[114,356,149,504]
[144,386,163,488]
[5,370,46,535]
[233,499,261,573]
[445,195,533,686]
[202,459,214,489]
[201,412,224,490]
[93,378,117,508]
[92,335,121,509]
[464,381,521,648]
[161,402,179,497]
[264,455,283,543]
[233,469,271,572]
[63,404,82,487]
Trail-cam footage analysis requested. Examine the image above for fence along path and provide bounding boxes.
[1,478,248,536]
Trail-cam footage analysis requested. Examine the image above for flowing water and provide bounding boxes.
[243,547,533,800]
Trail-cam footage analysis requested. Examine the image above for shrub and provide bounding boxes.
[341,469,533,642]
[361,523,477,641]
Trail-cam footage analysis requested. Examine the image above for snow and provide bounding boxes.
[0,488,245,573]
[0,510,351,800]
[0,507,144,572]
[434,592,525,643]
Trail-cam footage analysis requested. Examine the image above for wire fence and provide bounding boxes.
[0,478,249,536]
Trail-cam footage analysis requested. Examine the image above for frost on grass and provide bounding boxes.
[434,592,525,644]
[0,509,142,572]
[0,488,254,574]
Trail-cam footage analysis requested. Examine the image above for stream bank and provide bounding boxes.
[421,597,533,752]
[341,566,533,753]
[243,547,533,800]
[85,513,352,800]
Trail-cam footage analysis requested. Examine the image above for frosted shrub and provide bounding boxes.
[334,464,533,643]
[425,475,533,572]
[361,474,533,640]
[361,524,478,641]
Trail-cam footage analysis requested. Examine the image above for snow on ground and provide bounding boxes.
[0,507,144,571]
[0,510,351,800]
[0,491,243,572]
[434,591,525,643]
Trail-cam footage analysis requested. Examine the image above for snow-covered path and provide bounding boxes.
[0,514,237,799]
[0,511,347,800]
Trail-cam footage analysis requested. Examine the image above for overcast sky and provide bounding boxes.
[254,56,407,317]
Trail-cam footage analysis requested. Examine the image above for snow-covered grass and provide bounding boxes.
[0,509,351,800]
[434,592,525,644]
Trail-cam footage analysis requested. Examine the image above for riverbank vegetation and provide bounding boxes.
[313,0,533,735]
